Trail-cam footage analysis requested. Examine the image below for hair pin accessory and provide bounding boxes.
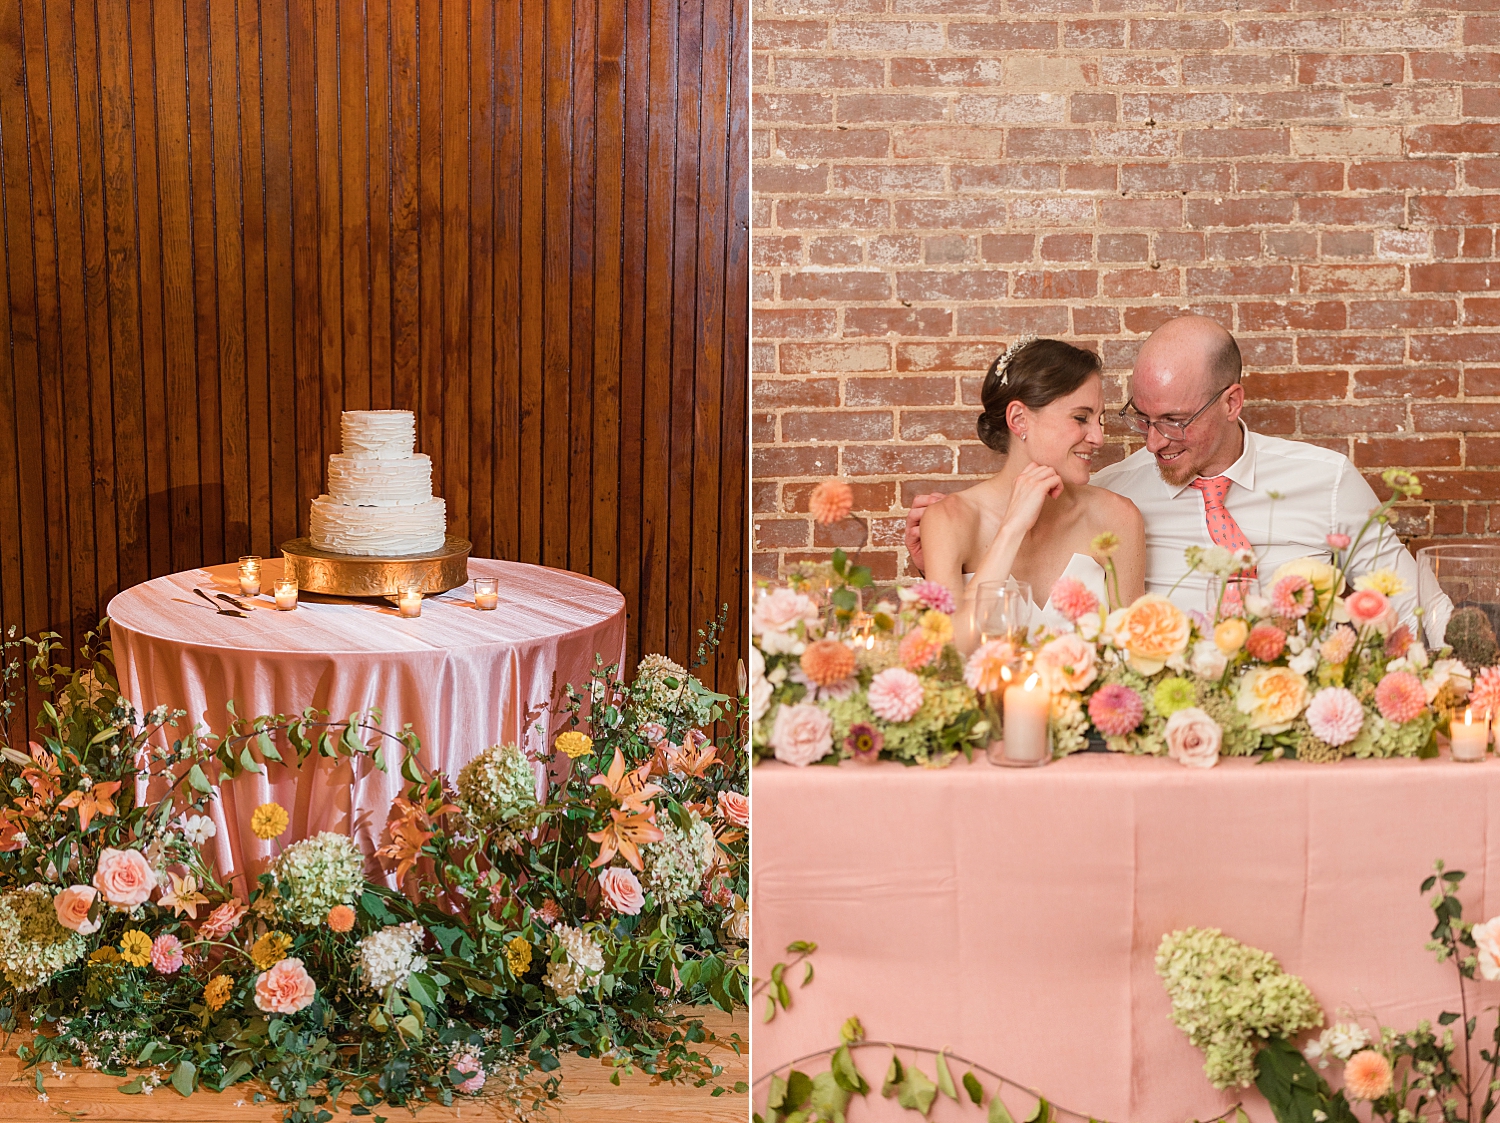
[995,333,1038,387]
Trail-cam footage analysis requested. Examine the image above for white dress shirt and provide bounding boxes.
[1091,425,1421,629]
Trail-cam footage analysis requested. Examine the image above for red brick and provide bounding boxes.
[1121,303,1230,333]
[1006,129,1094,158]
[782,410,894,442]
[1236,92,1346,120]
[981,234,1037,263]
[753,308,839,338]
[1040,233,1094,262]
[1238,301,1346,331]
[946,22,1060,50]
[784,480,896,515]
[1182,128,1289,157]
[1301,402,1408,434]
[956,445,1010,474]
[1410,196,1500,225]
[808,236,864,266]
[1121,162,1233,193]
[924,236,971,265]
[892,128,1006,160]
[1074,306,1121,334]
[1009,197,1097,226]
[775,129,891,161]
[1071,94,1118,123]
[1240,401,1298,435]
[1354,438,1462,468]
[1415,402,1500,431]
[1348,300,1458,329]
[754,378,841,409]
[1465,228,1496,258]
[896,270,1010,301]
[754,164,830,198]
[754,519,811,549]
[1130,18,1229,47]
[829,21,945,51]
[1064,19,1126,48]
[958,305,1073,336]
[1013,269,1100,299]
[1466,300,1500,327]
[754,21,828,49]
[1203,231,1262,260]
[1297,53,1405,85]
[1099,57,1181,87]
[951,164,1062,191]
[1469,368,1500,396]
[844,308,954,337]
[1064,164,1119,192]
[1154,232,1206,261]
[1297,197,1406,226]
[1467,88,1500,117]
[1351,367,1460,399]
[752,479,778,514]
[888,57,1006,87]
[1122,93,1234,123]
[776,198,890,229]
[1184,55,1294,86]
[899,409,982,440]
[1244,369,1349,401]
[1348,160,1457,192]
[1268,229,1322,258]
[755,93,834,124]
[776,58,887,88]
[1298,264,1406,294]
[1413,333,1500,363]
[753,445,839,478]
[1240,161,1346,193]
[830,166,946,194]
[1412,264,1500,292]
[1374,470,1500,500]
[1186,198,1296,228]
[838,93,948,124]
[1346,16,1459,47]
[842,444,955,475]
[781,272,892,302]
[1096,129,1180,159]
[1099,233,1150,262]
[1468,16,1500,44]
[1104,268,1181,297]
[897,342,1007,372]
[754,236,804,268]
[1409,51,1500,83]
[1099,197,1184,227]
[1409,124,1500,154]
[845,376,957,406]
[1240,336,1295,368]
[1233,19,1342,48]
[1297,335,1408,365]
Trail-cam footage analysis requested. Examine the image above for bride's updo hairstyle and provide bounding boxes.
[976,338,1102,453]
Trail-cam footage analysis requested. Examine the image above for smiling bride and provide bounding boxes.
[920,336,1147,653]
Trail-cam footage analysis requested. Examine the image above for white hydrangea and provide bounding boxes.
[357,922,428,991]
[455,743,538,827]
[543,924,604,1001]
[1304,1022,1371,1068]
[633,655,716,728]
[0,885,86,993]
[272,832,365,925]
[642,811,717,906]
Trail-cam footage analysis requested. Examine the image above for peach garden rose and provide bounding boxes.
[598,867,645,916]
[1035,634,1097,694]
[91,847,157,909]
[1110,595,1191,675]
[1236,666,1309,733]
[53,885,100,934]
[254,956,317,1014]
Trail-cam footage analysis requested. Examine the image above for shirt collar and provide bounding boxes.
[1165,422,1256,498]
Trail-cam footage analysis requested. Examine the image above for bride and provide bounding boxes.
[921,337,1147,653]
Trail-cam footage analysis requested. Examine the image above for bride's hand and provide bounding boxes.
[1001,463,1064,536]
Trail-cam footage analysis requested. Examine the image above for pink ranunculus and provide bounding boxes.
[1034,634,1097,694]
[769,703,833,766]
[1163,707,1222,769]
[1345,587,1392,632]
[53,885,100,935]
[91,847,158,909]
[254,956,317,1015]
[752,588,820,636]
[867,668,925,723]
[1326,533,1351,551]
[598,867,645,916]
[452,1054,487,1095]
[716,790,748,827]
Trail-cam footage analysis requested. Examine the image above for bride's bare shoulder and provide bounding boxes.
[1080,484,1143,530]
[921,485,989,531]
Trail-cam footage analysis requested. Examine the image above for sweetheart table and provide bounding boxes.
[753,752,1500,1122]
[107,557,625,888]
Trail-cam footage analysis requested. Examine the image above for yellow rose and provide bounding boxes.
[1214,619,1249,656]
[1353,568,1408,597]
[1113,595,1191,675]
[1272,558,1340,615]
[919,610,953,646]
[1236,666,1309,732]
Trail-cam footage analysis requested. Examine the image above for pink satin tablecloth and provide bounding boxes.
[107,558,625,889]
[753,753,1500,1122]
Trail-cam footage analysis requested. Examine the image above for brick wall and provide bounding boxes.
[750,3,1500,583]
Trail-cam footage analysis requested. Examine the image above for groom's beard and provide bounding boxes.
[1154,452,1197,488]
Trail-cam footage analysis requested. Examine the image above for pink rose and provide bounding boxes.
[53,885,100,934]
[254,956,317,1015]
[92,847,157,909]
[452,1054,486,1095]
[1163,707,1222,769]
[716,789,748,827]
[752,588,820,635]
[769,703,833,767]
[1034,634,1098,694]
[598,867,645,916]
[1345,588,1393,632]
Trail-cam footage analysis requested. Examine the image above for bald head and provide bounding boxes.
[1134,316,1242,400]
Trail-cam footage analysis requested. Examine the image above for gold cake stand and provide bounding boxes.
[280,536,472,597]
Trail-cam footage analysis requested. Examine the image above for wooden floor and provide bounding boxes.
[0,1008,748,1122]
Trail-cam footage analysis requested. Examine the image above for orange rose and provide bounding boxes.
[1112,595,1191,674]
[1236,666,1308,732]
[1214,618,1249,656]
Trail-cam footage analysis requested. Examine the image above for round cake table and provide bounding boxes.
[107,557,625,889]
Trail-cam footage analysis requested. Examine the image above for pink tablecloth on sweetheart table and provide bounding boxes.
[107,557,625,891]
[753,752,1500,1123]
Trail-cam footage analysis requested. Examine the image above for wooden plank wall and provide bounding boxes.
[0,0,749,698]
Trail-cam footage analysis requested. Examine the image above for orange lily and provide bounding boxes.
[668,731,720,778]
[377,796,456,883]
[587,803,665,871]
[21,745,61,806]
[58,780,122,830]
[589,748,662,805]
[158,871,210,918]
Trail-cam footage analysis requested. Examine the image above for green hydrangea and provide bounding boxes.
[0,885,86,993]
[1287,717,1344,764]
[1153,677,1197,718]
[272,832,365,926]
[1050,693,1089,758]
[456,743,539,827]
[1347,710,1436,760]
[1156,926,1323,1090]
[1194,682,1262,758]
[821,680,979,766]
[643,812,717,905]
[632,655,717,730]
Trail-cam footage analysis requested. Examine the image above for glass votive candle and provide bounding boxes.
[473,577,498,611]
[397,586,423,618]
[274,579,298,611]
[1453,706,1490,761]
[238,562,261,597]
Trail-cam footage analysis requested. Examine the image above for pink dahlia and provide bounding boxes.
[150,933,184,975]
[1270,575,1315,620]
[1245,624,1287,663]
[809,479,854,525]
[844,722,884,763]
[1343,1050,1393,1101]
[1375,671,1427,724]
[1326,533,1351,551]
[1089,684,1145,737]
[1320,626,1358,667]
[1472,666,1500,718]
[909,580,955,615]
[1305,687,1364,747]
[898,629,941,670]
[1384,624,1413,660]
[868,668,925,722]
[1050,577,1099,624]
[964,639,1018,695]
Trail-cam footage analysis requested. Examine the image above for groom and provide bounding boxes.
[905,316,1423,631]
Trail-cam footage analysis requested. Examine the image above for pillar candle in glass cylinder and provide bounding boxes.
[237,558,261,598]
[1001,672,1051,766]
[397,587,423,618]
[274,579,298,611]
[473,578,498,611]
[1452,707,1489,762]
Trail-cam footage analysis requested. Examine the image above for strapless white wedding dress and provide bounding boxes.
[964,552,1109,635]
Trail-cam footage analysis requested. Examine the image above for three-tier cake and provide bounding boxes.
[309,411,447,556]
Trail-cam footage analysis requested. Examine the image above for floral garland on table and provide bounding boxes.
[0,618,748,1121]
[752,469,1493,770]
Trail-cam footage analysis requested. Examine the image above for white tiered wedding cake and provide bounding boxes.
[309,411,447,556]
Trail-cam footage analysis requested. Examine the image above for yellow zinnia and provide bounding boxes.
[250,802,289,840]
[250,930,292,970]
[203,974,233,1011]
[89,946,120,964]
[506,936,532,976]
[119,930,152,967]
[1353,568,1408,597]
[554,732,593,759]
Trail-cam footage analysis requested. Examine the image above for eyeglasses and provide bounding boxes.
[1119,385,1230,442]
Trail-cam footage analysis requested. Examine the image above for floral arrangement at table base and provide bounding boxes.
[752,471,1496,770]
[0,621,747,1122]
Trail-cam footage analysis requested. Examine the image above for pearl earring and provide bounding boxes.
[1021,433,1027,442]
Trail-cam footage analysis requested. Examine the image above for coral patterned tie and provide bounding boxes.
[1190,475,1258,578]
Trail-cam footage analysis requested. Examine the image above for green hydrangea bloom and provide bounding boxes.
[1156,926,1323,1090]
[642,811,717,905]
[1050,693,1089,758]
[1194,682,1262,758]
[1348,710,1435,759]
[457,743,539,827]
[820,679,979,766]
[0,885,86,993]
[272,832,366,926]
[632,654,717,729]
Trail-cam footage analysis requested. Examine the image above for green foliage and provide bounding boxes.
[1253,1037,1358,1123]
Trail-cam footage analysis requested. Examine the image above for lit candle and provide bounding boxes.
[1002,672,1052,766]
[984,665,1014,766]
[397,586,423,618]
[473,577,498,611]
[274,579,298,611]
[237,559,261,598]
[1452,707,1489,762]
